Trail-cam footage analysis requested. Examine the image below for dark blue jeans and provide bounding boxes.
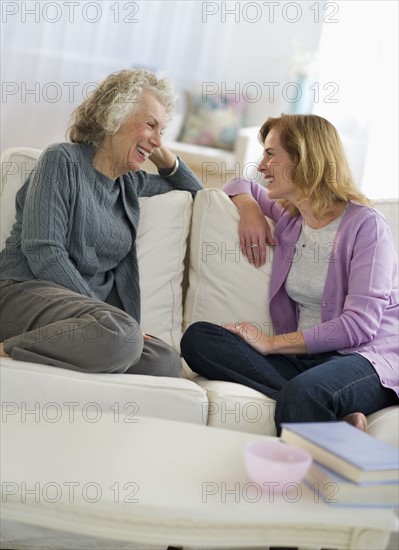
[181,322,398,435]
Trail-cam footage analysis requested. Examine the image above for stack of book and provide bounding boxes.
[281,421,399,508]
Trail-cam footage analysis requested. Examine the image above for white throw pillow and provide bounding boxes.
[138,191,193,350]
[183,188,274,333]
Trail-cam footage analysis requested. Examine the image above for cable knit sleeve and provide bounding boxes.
[134,158,203,198]
[20,146,96,298]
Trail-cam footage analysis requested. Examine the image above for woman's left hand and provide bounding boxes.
[149,146,177,171]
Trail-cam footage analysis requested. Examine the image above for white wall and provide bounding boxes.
[2,1,397,200]
[1,0,324,151]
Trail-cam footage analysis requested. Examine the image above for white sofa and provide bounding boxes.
[1,147,398,445]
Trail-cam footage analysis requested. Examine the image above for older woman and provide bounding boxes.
[0,69,202,375]
[181,114,398,433]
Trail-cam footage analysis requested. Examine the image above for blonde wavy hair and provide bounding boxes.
[67,69,176,148]
[259,114,370,217]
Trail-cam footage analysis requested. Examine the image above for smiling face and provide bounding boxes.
[257,127,297,202]
[94,92,167,178]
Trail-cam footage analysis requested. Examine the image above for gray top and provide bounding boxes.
[285,214,344,330]
[0,142,202,323]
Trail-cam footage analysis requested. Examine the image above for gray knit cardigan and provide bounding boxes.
[0,142,202,323]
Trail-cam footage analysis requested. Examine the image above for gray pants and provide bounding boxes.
[0,280,182,377]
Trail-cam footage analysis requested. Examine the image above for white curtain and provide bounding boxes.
[2,1,327,150]
[1,0,237,149]
[313,1,398,198]
[2,1,396,200]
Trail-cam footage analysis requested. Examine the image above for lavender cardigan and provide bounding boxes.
[223,178,399,397]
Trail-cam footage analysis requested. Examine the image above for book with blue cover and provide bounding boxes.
[281,422,399,483]
[305,461,399,507]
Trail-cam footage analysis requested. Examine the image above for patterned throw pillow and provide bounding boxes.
[178,91,246,151]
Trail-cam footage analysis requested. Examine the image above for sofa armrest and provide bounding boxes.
[165,127,262,186]
[234,126,262,180]
[0,147,42,249]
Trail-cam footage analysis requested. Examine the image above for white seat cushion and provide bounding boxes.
[0,357,208,426]
[195,376,276,436]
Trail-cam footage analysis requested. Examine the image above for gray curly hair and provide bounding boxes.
[67,69,176,148]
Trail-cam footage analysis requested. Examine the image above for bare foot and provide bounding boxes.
[342,412,368,432]
[0,343,10,358]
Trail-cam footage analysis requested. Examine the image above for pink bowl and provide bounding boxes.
[244,440,312,492]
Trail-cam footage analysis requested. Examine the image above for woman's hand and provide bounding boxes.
[148,146,177,171]
[225,322,271,355]
[225,322,308,355]
[0,343,10,358]
[231,194,274,268]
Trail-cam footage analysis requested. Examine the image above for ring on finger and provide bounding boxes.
[247,243,259,248]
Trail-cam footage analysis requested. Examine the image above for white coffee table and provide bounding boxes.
[1,411,397,549]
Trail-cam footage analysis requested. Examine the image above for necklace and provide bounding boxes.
[300,210,346,248]
[300,222,316,248]
[300,204,348,248]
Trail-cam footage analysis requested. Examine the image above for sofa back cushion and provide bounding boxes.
[137,191,193,349]
[184,188,273,333]
[0,147,192,350]
[373,199,399,254]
